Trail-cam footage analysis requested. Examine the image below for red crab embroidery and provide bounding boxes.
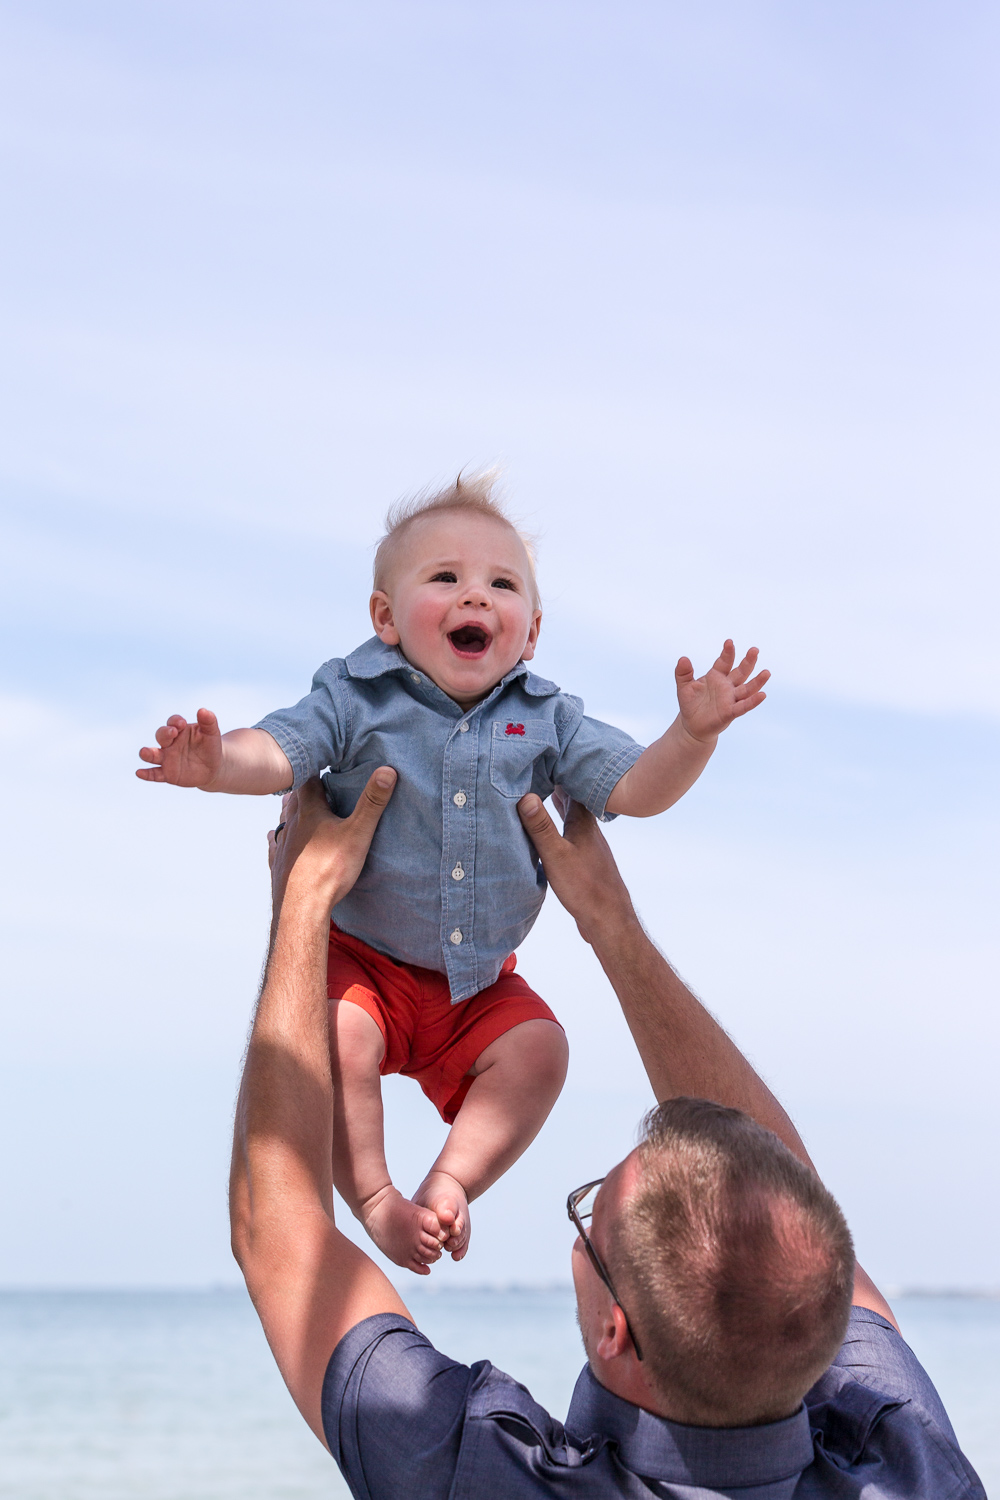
[505,722,526,736]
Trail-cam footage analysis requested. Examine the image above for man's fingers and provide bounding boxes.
[353,766,397,820]
[561,798,596,841]
[517,792,563,852]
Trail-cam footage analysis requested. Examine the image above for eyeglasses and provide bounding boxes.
[567,1179,644,1361]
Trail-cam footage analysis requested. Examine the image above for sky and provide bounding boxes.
[1,0,998,1294]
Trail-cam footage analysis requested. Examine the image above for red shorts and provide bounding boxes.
[326,923,560,1124]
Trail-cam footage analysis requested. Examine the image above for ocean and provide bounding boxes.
[0,1288,995,1497]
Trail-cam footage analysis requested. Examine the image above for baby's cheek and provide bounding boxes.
[495,601,534,662]
[400,597,448,655]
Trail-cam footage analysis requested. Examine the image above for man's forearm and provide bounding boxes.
[231,877,337,1254]
[588,908,815,1170]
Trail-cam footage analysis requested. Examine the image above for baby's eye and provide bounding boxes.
[430,571,458,584]
[491,577,517,591]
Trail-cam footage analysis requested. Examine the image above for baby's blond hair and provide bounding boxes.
[373,470,539,608]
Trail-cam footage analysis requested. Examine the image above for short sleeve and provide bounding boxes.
[829,1308,959,1443]
[254,660,351,791]
[322,1314,475,1500]
[806,1308,986,1497]
[552,711,644,821]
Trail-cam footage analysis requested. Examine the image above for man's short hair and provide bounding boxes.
[372,470,540,607]
[609,1098,855,1426]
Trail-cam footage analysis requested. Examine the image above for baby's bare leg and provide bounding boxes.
[329,999,447,1275]
[414,1019,569,1261]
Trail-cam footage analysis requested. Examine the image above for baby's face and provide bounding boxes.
[370,513,541,708]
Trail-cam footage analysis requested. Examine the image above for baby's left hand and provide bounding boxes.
[675,641,769,743]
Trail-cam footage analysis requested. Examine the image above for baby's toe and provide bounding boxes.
[417,1212,444,1245]
[441,1217,465,1248]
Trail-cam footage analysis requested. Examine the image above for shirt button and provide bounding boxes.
[449,928,463,945]
[459,721,469,733]
[410,673,420,683]
[451,862,465,881]
[452,791,467,807]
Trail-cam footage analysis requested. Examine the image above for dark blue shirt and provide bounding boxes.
[322,1307,984,1498]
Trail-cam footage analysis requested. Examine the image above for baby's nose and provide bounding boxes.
[462,590,490,607]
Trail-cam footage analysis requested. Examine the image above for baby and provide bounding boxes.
[137,474,768,1274]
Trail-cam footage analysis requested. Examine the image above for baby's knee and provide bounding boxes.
[520,1019,569,1088]
[330,998,386,1070]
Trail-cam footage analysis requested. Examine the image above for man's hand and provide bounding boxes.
[268,770,398,921]
[517,791,638,946]
[136,708,224,787]
[675,640,769,744]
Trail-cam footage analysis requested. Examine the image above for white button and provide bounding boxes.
[451,862,465,881]
[410,673,420,683]
[459,721,469,733]
[449,928,463,944]
[453,791,467,807]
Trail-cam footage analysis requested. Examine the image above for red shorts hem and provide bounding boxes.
[326,924,560,1124]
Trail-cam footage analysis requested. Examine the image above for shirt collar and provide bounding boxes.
[565,1365,814,1490]
[344,636,562,700]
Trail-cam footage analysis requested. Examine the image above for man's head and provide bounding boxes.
[370,472,541,710]
[574,1099,854,1428]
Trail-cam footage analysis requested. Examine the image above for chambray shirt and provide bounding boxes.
[323,1308,985,1499]
[255,637,644,1002]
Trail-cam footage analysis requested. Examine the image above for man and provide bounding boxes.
[230,771,984,1497]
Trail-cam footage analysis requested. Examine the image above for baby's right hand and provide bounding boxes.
[136,708,224,787]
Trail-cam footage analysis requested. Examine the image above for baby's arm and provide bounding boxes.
[606,640,768,817]
[136,708,293,794]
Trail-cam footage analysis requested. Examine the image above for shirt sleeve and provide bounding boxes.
[253,660,351,791]
[830,1308,959,1445]
[551,704,644,821]
[806,1308,986,1498]
[322,1314,474,1500]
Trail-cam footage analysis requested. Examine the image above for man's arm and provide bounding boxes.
[517,792,898,1330]
[230,773,413,1447]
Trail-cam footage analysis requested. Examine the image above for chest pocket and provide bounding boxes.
[489,719,559,799]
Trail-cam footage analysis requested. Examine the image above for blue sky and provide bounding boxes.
[1,1,997,1291]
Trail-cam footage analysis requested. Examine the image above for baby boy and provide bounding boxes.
[137,474,768,1274]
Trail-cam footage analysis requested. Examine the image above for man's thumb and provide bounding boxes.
[358,766,397,815]
[517,793,557,845]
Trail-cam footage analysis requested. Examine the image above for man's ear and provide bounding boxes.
[521,610,543,662]
[370,591,400,645]
[595,1302,633,1364]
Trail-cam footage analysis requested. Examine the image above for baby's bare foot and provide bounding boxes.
[414,1171,471,1261]
[359,1185,447,1275]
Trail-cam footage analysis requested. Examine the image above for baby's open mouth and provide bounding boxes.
[448,624,491,657]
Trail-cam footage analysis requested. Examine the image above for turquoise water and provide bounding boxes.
[0,1289,994,1497]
